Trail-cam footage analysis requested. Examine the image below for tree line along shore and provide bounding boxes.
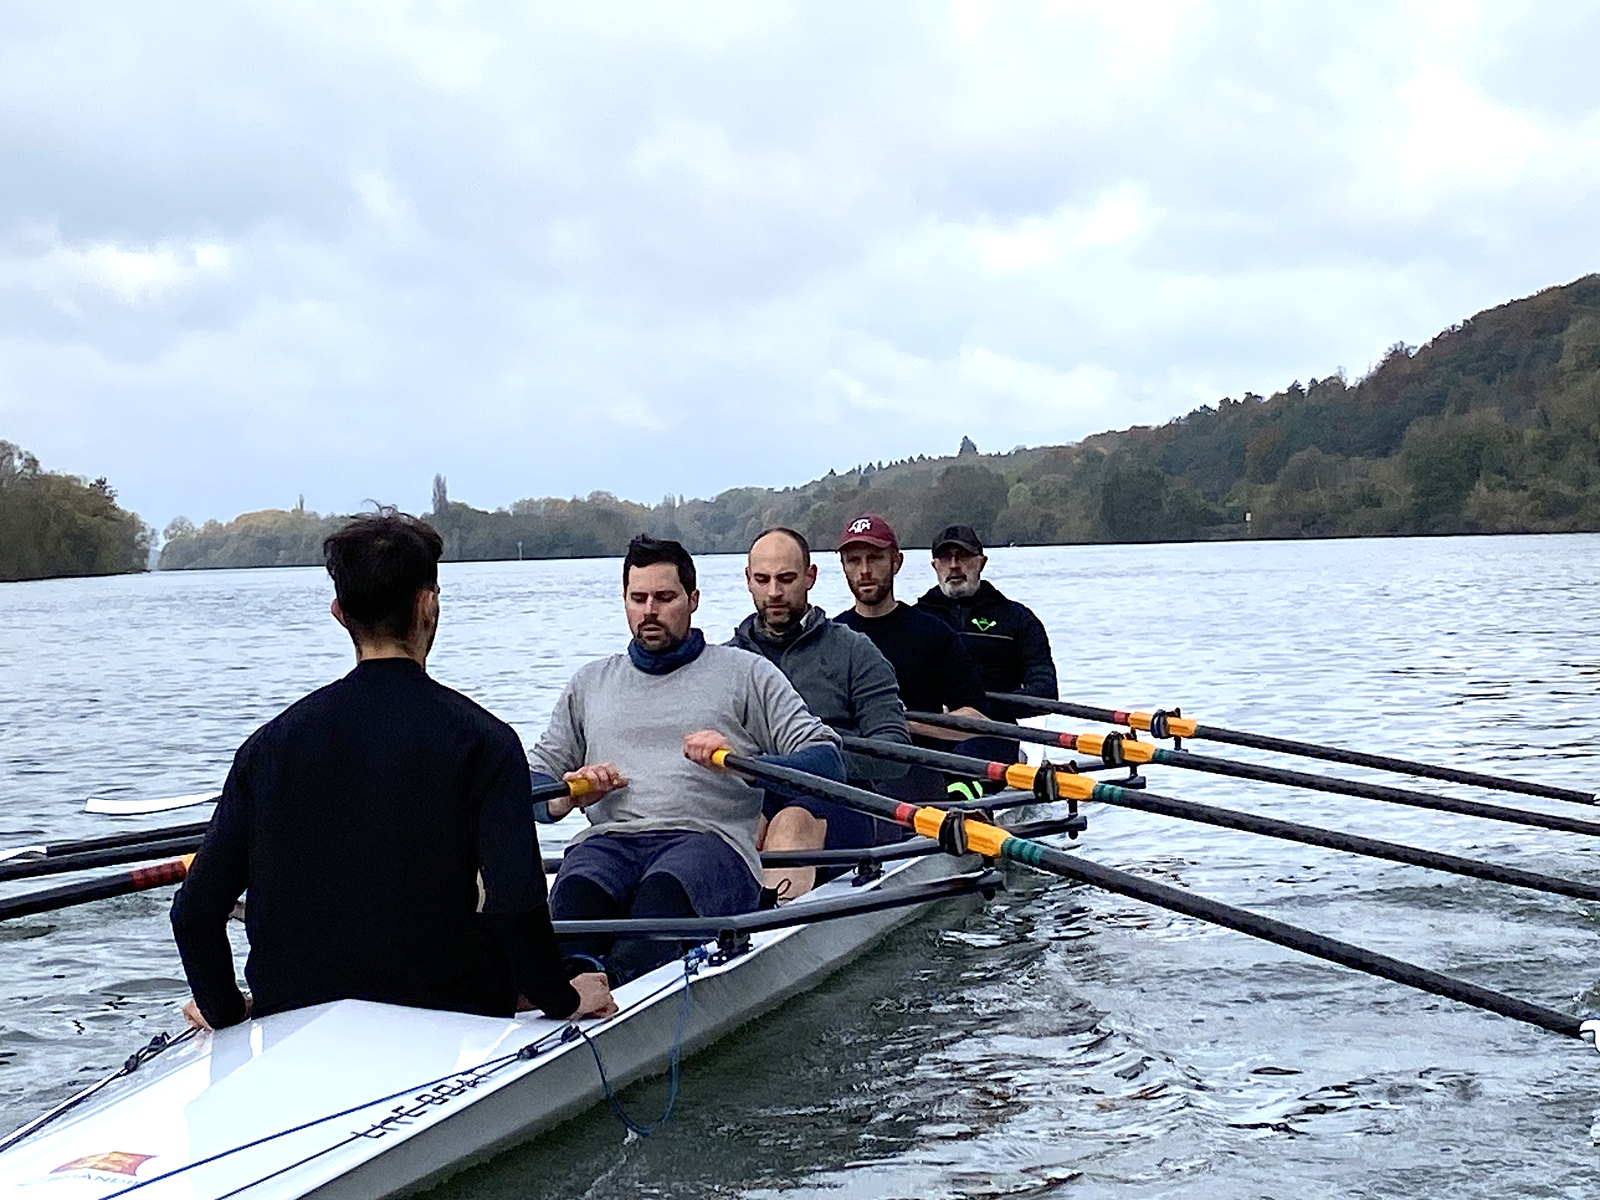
[8,273,1599,582]
[0,442,153,583]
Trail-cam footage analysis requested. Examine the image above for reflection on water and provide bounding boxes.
[3,534,1600,1198]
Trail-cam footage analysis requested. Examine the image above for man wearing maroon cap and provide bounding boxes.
[832,515,988,779]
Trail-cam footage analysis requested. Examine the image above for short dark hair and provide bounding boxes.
[752,527,810,568]
[623,534,696,593]
[323,510,443,642]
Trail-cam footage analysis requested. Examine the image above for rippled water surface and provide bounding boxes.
[4,536,1600,1198]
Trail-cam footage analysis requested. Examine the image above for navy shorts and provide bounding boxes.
[551,830,758,917]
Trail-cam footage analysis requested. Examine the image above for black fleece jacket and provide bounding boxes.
[915,581,1058,718]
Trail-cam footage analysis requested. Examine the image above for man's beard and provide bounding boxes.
[847,578,892,607]
[938,576,981,600]
[760,603,800,632]
[633,622,684,653]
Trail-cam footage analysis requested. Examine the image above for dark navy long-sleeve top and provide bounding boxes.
[171,658,577,1028]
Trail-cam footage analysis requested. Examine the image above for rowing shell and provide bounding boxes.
[0,848,986,1200]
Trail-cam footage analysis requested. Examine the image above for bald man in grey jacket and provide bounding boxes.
[731,527,912,898]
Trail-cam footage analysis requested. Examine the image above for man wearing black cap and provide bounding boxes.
[832,514,988,757]
[916,524,1059,720]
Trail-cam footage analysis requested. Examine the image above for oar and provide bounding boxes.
[0,857,194,924]
[909,711,1600,839]
[85,792,220,816]
[992,693,1597,806]
[0,837,206,884]
[5,778,588,913]
[67,773,582,827]
[712,752,1599,1043]
[0,821,212,864]
[842,737,1600,905]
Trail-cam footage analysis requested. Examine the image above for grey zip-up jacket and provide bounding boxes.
[730,606,910,782]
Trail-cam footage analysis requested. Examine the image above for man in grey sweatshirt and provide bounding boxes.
[730,527,912,899]
[530,535,843,984]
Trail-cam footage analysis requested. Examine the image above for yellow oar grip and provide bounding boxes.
[567,777,594,798]
[710,748,731,768]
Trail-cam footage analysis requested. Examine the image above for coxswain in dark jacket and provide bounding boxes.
[170,511,614,1030]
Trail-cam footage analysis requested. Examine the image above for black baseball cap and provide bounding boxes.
[932,524,983,556]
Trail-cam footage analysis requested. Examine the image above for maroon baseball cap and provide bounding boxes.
[839,513,898,550]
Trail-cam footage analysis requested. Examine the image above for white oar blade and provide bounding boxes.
[0,845,47,862]
[85,792,219,816]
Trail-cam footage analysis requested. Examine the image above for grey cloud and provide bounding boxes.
[2,1,1599,530]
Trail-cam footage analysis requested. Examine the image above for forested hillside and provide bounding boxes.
[160,273,1600,568]
[157,503,342,571]
[0,442,154,582]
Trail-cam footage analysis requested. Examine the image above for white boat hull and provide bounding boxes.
[0,850,979,1200]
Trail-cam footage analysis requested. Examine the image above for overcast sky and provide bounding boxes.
[3,2,1598,532]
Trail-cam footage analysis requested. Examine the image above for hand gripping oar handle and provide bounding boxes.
[990,693,1598,806]
[711,750,1598,1043]
[841,737,1600,905]
[909,712,1600,840]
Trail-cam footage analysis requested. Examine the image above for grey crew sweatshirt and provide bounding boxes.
[528,643,841,878]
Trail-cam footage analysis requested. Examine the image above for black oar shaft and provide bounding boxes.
[0,858,192,923]
[843,737,1600,904]
[717,752,1591,1040]
[910,711,1600,840]
[0,820,212,861]
[0,837,205,884]
[1158,747,1600,839]
[1020,841,1585,1037]
[3,779,577,865]
[992,693,1597,806]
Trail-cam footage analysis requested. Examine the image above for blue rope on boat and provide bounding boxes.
[580,949,702,1137]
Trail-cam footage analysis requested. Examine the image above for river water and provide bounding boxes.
[3,535,1599,1198]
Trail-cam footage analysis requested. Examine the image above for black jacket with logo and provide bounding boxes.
[915,581,1058,718]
